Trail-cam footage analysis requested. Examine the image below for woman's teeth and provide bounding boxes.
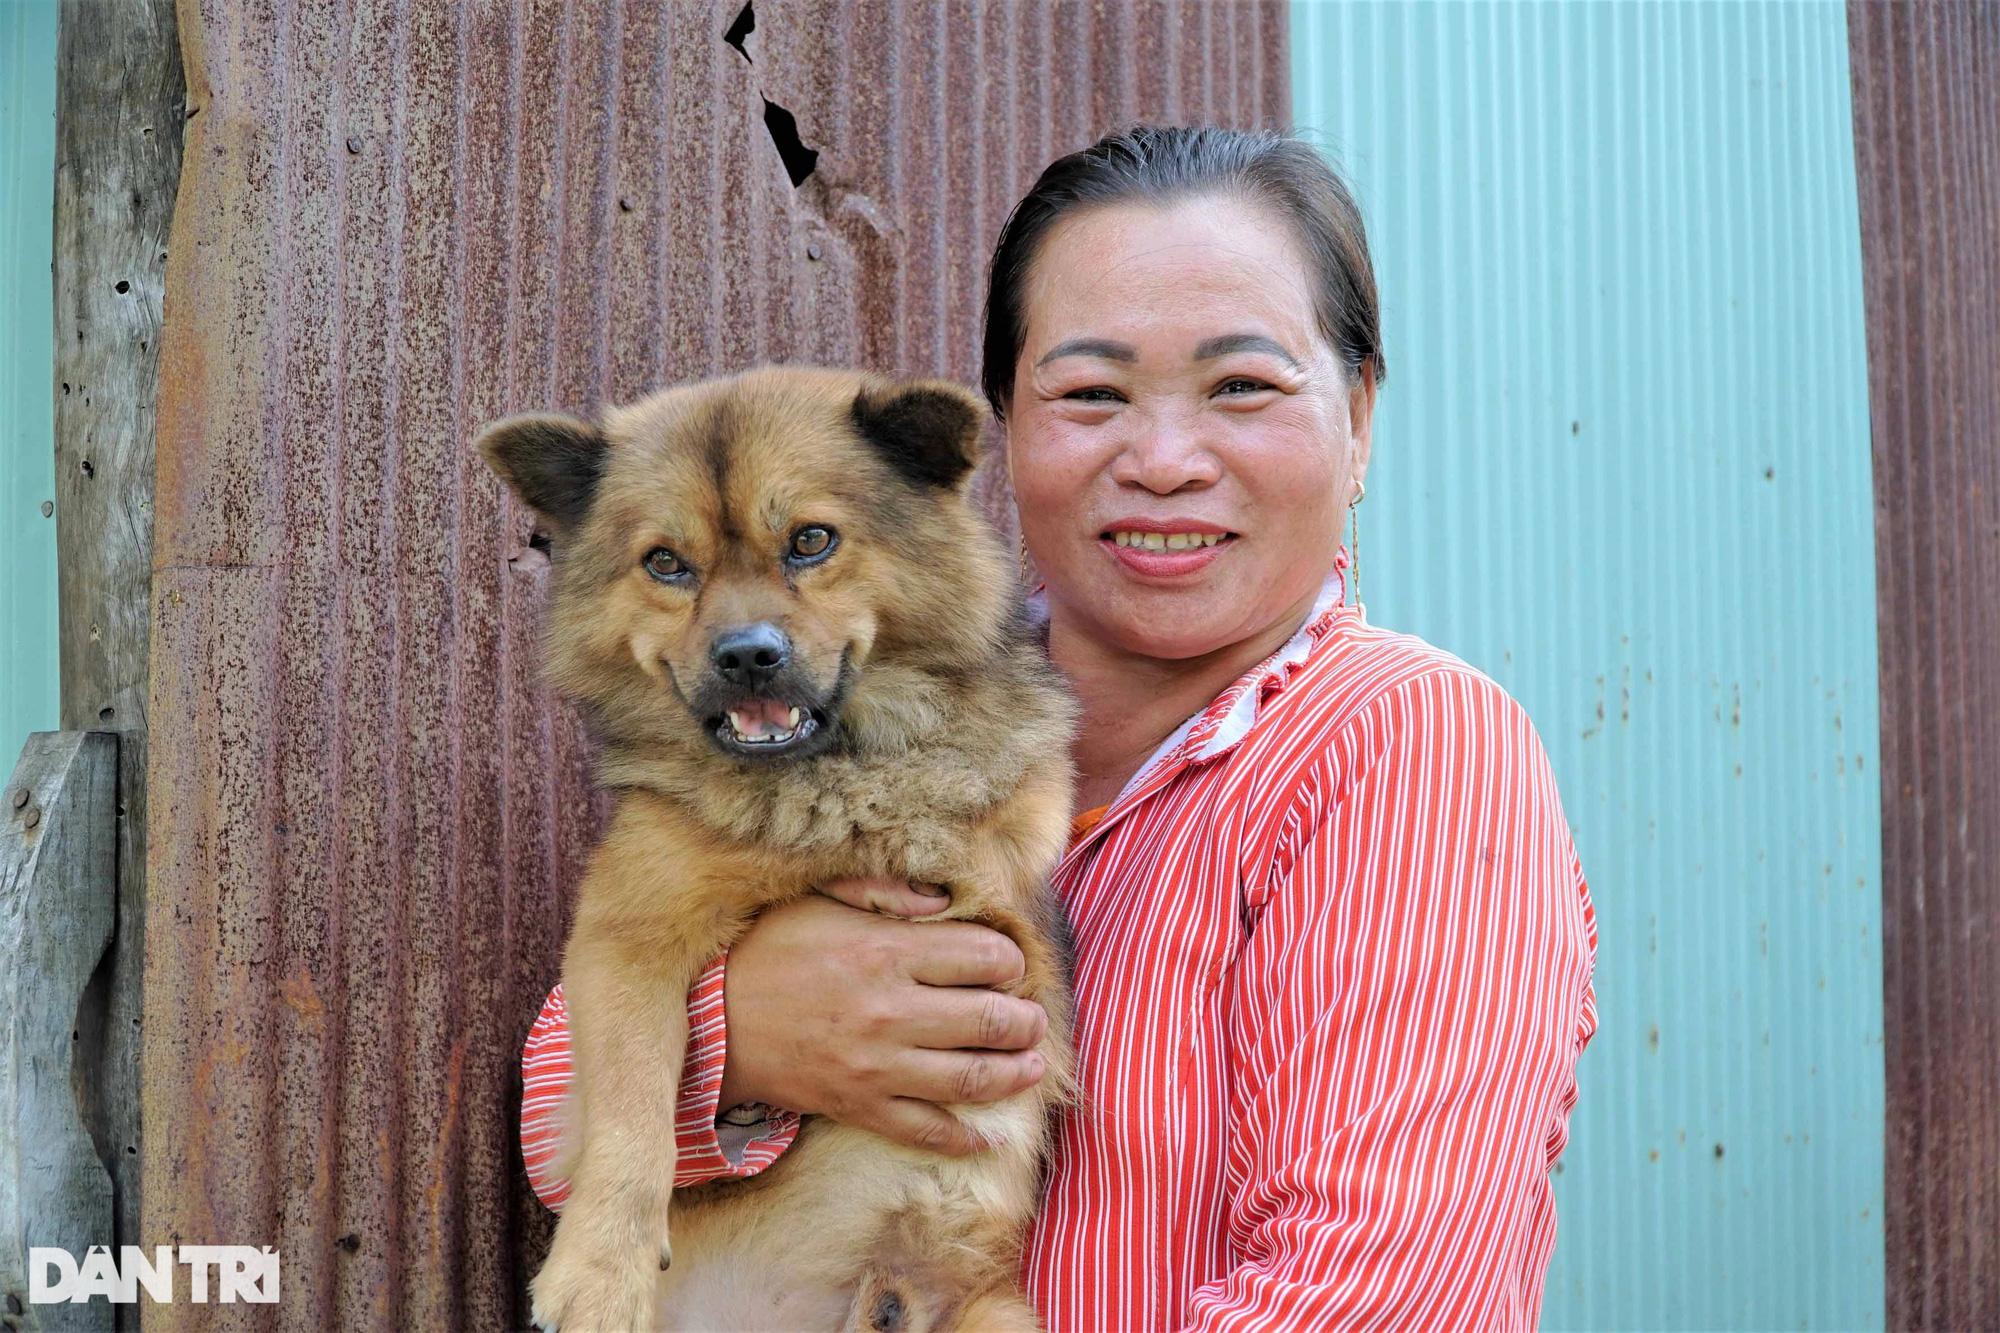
[1109,531,1226,551]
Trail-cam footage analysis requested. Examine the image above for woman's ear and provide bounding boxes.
[1347,358,1378,487]
[850,379,986,491]
[476,412,608,532]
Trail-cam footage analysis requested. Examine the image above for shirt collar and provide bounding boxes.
[1025,553,1355,809]
[1131,559,1351,788]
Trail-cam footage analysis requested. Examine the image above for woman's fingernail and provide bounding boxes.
[1024,1053,1044,1079]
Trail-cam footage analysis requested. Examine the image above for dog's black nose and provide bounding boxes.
[711,623,791,688]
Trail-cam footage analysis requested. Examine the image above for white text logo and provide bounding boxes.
[29,1246,281,1304]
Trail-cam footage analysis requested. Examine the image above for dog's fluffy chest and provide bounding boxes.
[695,750,1014,885]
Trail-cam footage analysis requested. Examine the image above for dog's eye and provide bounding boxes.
[642,547,688,581]
[788,526,836,563]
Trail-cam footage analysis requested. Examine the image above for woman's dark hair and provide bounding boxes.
[980,125,1384,419]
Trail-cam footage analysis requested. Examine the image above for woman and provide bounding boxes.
[522,126,1597,1330]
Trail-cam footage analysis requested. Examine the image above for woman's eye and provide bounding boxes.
[788,525,837,562]
[642,547,687,581]
[1218,378,1270,396]
[1067,387,1125,404]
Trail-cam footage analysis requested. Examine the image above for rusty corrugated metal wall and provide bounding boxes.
[139,1,1284,1328]
[1848,2,2000,1329]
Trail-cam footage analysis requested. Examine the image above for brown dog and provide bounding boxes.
[479,367,1076,1332]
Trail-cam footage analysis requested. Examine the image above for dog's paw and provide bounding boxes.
[530,1239,664,1333]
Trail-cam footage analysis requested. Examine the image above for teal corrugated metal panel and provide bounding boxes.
[0,0,60,762]
[1294,4,1882,1330]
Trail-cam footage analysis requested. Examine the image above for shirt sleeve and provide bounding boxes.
[1186,669,1599,1331]
[519,954,802,1213]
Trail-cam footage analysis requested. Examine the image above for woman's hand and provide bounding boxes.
[716,887,1050,1155]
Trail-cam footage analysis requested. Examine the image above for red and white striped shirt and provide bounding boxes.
[522,575,1598,1330]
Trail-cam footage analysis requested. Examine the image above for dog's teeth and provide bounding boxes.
[787,707,801,729]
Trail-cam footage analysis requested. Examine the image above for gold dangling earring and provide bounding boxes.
[1018,530,1031,585]
[1348,481,1365,605]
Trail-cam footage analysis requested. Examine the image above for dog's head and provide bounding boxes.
[477,367,1013,763]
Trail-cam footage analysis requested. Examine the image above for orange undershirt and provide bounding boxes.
[1068,805,1110,845]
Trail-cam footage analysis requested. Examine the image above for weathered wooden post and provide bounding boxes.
[0,732,118,1332]
[49,1,184,1316]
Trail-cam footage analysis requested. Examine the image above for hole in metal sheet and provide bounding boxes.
[762,99,818,187]
[724,2,754,62]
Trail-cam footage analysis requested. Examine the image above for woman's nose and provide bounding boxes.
[1109,418,1223,494]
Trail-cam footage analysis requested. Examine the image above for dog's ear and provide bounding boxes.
[849,379,985,490]
[476,412,608,532]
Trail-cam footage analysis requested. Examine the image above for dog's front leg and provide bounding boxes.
[530,924,698,1333]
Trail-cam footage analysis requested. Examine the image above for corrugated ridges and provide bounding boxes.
[142,2,1284,1328]
[1849,3,2000,1328]
[0,5,61,761]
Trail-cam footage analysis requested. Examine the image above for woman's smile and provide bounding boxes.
[1096,519,1239,579]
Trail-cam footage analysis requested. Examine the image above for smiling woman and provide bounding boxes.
[1003,195,1373,794]
[521,126,1597,1332]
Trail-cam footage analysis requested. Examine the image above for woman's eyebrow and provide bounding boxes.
[1192,332,1300,367]
[1036,337,1138,367]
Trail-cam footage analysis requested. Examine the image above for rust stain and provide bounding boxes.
[428,1037,467,1220]
[279,968,325,1025]
[140,2,1288,1328]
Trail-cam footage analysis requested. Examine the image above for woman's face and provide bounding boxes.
[1008,196,1374,662]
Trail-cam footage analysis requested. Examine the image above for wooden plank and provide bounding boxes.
[0,731,118,1332]
[51,0,185,1297]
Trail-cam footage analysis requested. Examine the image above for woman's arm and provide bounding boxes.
[520,891,1050,1212]
[1186,670,1598,1331]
